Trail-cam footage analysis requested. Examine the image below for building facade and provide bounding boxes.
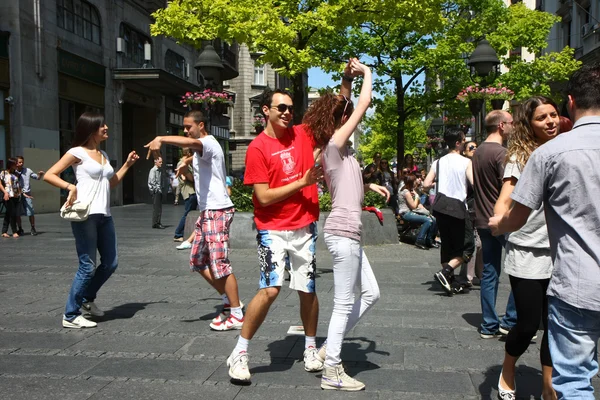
[0,0,238,211]
[224,45,293,176]
[544,0,600,64]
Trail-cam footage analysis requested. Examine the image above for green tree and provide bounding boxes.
[151,0,431,121]
[322,0,580,161]
[359,91,429,165]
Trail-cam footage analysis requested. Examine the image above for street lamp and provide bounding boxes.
[467,39,500,82]
[194,44,224,90]
[467,39,500,142]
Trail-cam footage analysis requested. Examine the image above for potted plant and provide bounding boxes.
[180,90,233,113]
[486,84,514,110]
[252,114,266,134]
[456,84,486,116]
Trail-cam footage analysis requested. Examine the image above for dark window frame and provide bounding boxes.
[165,49,186,79]
[56,0,101,45]
[119,23,152,66]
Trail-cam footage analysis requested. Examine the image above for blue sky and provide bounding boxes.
[308,67,337,89]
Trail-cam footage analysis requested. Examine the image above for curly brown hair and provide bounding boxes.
[507,96,559,168]
[302,92,354,147]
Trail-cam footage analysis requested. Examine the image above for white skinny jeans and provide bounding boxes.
[323,233,380,366]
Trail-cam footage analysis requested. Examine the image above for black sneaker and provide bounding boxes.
[478,329,502,339]
[30,227,38,236]
[415,242,429,250]
[16,229,24,236]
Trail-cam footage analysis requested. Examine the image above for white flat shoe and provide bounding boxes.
[497,369,516,400]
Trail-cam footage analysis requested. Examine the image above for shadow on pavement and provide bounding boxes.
[98,301,167,321]
[479,364,543,399]
[462,312,482,328]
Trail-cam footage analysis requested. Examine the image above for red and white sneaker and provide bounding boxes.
[211,312,228,325]
[210,314,244,331]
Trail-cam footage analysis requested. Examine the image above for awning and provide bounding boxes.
[112,68,201,97]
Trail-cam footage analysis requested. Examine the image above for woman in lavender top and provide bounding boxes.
[303,59,389,391]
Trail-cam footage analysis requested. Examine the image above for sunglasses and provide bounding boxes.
[272,104,294,113]
[468,145,477,151]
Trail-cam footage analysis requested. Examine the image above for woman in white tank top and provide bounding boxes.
[43,112,139,329]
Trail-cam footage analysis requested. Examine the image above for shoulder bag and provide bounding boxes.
[60,154,105,222]
[431,156,468,219]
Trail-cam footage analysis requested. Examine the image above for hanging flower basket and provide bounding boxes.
[486,84,514,101]
[456,84,486,102]
[468,98,484,116]
[490,99,505,110]
[180,90,233,112]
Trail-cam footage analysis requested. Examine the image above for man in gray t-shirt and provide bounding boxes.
[489,63,600,399]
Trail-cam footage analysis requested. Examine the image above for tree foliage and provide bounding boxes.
[359,92,429,164]
[152,1,580,157]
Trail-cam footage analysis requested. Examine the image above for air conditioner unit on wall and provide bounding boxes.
[581,23,592,38]
[116,37,125,53]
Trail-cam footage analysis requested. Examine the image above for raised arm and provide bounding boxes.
[144,136,204,159]
[110,151,139,188]
[331,59,372,150]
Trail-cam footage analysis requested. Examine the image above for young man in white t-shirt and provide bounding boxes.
[423,128,474,296]
[145,111,243,331]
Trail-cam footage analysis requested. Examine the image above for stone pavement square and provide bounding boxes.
[1,204,598,399]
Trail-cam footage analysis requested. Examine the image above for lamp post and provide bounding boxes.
[467,39,500,143]
[194,44,224,91]
[193,44,225,132]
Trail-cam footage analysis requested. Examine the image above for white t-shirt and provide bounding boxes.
[431,153,470,202]
[67,147,114,216]
[192,135,234,211]
[503,158,552,279]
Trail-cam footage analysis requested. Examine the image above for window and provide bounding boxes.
[563,19,572,47]
[56,0,101,45]
[253,64,265,86]
[165,50,185,78]
[120,23,152,66]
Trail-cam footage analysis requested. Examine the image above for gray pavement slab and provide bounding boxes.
[1,377,109,400]
[88,380,241,400]
[1,204,598,399]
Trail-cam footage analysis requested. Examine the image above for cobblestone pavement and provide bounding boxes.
[1,205,598,399]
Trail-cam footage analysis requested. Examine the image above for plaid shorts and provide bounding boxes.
[190,207,235,279]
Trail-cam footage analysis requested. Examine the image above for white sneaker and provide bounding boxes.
[176,241,192,250]
[316,343,326,363]
[303,347,324,372]
[210,314,244,331]
[81,301,104,317]
[321,364,365,391]
[227,351,251,381]
[63,315,97,329]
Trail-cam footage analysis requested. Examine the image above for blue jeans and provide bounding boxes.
[402,211,437,245]
[65,214,118,321]
[549,296,600,399]
[174,193,197,238]
[478,228,516,334]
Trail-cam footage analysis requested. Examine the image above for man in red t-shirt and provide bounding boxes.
[227,89,323,382]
